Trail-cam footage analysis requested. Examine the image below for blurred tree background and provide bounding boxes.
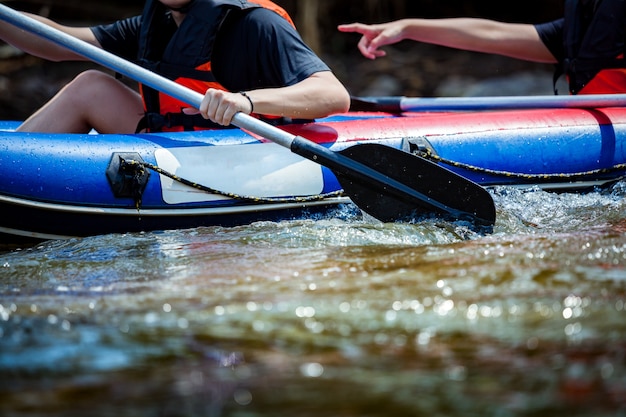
[0,0,565,119]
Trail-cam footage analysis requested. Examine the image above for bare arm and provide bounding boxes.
[199,71,351,126]
[238,71,350,120]
[0,12,101,61]
[338,18,557,64]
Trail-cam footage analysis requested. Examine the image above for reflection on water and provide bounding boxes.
[2,184,626,416]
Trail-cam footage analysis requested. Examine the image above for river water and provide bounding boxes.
[1,182,626,417]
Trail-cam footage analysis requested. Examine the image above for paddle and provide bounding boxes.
[350,94,626,113]
[0,4,496,228]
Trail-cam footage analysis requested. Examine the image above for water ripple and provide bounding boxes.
[2,183,626,415]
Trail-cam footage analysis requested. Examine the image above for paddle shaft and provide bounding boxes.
[0,4,477,221]
[351,94,626,113]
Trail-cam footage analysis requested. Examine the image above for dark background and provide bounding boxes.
[0,0,566,119]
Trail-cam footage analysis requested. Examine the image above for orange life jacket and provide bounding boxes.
[137,0,295,132]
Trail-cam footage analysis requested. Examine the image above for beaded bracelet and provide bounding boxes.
[239,91,254,114]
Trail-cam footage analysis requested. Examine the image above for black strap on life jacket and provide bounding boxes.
[136,0,237,131]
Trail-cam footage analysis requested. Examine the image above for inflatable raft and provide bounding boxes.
[1,106,626,242]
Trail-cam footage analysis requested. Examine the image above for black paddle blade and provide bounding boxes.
[336,143,496,228]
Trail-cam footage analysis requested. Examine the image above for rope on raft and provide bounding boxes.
[122,159,345,203]
[418,151,626,181]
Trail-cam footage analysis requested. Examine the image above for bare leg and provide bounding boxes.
[17,70,145,134]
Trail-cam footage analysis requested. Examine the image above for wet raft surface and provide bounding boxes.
[2,185,626,416]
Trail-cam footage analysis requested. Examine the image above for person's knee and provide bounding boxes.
[59,70,118,107]
[68,70,114,91]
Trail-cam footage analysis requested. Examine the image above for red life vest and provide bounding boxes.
[561,0,626,94]
[137,0,295,132]
[578,62,626,94]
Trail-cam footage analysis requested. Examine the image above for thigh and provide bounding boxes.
[75,70,145,134]
[18,70,146,134]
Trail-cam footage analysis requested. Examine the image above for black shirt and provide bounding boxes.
[535,18,565,62]
[91,8,330,92]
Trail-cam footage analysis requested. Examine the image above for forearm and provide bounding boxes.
[0,12,98,61]
[246,72,351,119]
[400,18,557,63]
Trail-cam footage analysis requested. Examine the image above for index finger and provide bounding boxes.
[337,23,370,34]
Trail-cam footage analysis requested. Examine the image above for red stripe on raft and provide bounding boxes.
[275,108,626,145]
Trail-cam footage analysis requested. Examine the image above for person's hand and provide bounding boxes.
[197,88,253,126]
[338,22,405,60]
